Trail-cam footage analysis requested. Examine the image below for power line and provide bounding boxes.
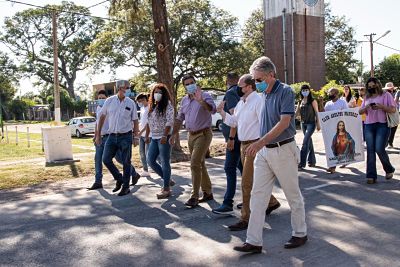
[374,42,400,53]
[87,0,109,9]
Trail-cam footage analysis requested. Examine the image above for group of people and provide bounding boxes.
[86,55,398,254]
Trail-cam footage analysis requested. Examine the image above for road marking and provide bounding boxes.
[305,182,338,191]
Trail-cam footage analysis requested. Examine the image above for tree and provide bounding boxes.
[241,8,264,68]
[91,0,242,94]
[0,52,18,122]
[375,54,400,86]
[1,1,104,98]
[325,4,358,83]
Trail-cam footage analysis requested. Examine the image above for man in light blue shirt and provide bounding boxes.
[95,80,140,196]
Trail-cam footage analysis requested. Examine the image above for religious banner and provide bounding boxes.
[318,108,364,167]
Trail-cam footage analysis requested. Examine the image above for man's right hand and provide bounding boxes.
[95,135,102,146]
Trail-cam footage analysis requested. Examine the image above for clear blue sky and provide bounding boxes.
[0,0,399,96]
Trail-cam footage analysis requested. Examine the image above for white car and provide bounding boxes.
[208,90,225,131]
[67,116,96,138]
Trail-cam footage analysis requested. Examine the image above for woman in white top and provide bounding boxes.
[341,85,357,108]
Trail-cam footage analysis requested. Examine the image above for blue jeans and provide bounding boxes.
[139,136,149,172]
[102,133,137,188]
[299,122,316,167]
[94,135,127,184]
[147,137,172,189]
[365,123,395,179]
[223,137,243,207]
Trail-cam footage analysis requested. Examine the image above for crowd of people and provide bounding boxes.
[86,56,398,254]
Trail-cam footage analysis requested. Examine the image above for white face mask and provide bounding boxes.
[138,102,144,108]
[154,93,162,102]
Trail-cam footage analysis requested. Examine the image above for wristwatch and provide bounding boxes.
[229,136,235,141]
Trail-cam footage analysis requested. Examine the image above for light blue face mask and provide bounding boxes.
[301,91,310,97]
[97,99,106,107]
[255,80,268,92]
[124,89,131,97]
[186,83,197,94]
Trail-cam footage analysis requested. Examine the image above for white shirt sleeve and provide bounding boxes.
[131,102,138,121]
[224,112,238,128]
[100,98,111,116]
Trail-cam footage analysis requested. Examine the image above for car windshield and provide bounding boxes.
[80,118,96,123]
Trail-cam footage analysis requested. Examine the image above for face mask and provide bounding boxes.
[367,88,376,94]
[328,94,336,100]
[255,80,268,92]
[154,93,162,102]
[124,89,131,97]
[301,91,309,97]
[138,102,144,108]
[186,83,197,94]
[237,86,245,97]
[97,99,106,107]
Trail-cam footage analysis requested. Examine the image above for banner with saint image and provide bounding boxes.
[318,108,364,167]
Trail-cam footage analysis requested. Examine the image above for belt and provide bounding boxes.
[265,137,295,148]
[109,131,132,137]
[241,138,259,145]
[189,128,210,135]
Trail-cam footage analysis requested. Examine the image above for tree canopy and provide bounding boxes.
[1,1,104,98]
[375,54,400,86]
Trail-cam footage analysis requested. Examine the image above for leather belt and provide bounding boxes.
[241,138,259,145]
[189,128,210,135]
[265,137,295,148]
[109,131,132,137]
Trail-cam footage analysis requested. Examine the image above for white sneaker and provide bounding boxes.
[141,171,150,177]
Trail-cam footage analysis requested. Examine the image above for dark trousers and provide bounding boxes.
[387,126,397,146]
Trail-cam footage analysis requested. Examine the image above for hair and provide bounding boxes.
[181,74,196,85]
[135,93,148,101]
[115,80,130,89]
[148,83,171,116]
[336,120,346,135]
[249,56,276,75]
[97,90,107,97]
[365,77,383,98]
[239,74,256,90]
[343,85,353,103]
[226,72,239,86]
[300,84,314,103]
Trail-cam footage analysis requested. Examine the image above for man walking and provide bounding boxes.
[217,74,281,231]
[234,57,307,253]
[170,74,216,208]
[212,72,243,215]
[95,80,140,196]
[136,93,150,176]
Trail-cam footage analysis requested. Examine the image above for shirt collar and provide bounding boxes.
[268,80,281,94]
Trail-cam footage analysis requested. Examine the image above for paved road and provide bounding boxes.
[1,131,399,266]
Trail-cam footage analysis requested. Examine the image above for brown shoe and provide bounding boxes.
[266,202,281,215]
[184,197,199,208]
[284,236,308,249]
[233,242,262,253]
[156,189,171,199]
[169,179,176,186]
[228,221,248,231]
[199,192,213,203]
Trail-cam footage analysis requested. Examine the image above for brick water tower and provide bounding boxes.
[264,0,325,89]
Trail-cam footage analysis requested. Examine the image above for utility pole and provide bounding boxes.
[52,10,61,123]
[364,33,376,77]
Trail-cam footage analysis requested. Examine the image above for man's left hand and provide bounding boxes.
[227,139,234,151]
[160,136,167,145]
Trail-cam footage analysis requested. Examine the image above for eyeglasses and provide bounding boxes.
[255,79,263,83]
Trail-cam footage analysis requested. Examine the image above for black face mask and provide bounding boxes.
[367,88,376,94]
[328,94,336,100]
[237,86,244,97]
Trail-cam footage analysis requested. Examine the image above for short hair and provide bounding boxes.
[249,56,276,75]
[97,90,107,96]
[328,87,339,95]
[240,74,256,90]
[181,74,196,85]
[227,72,239,85]
[115,80,130,89]
[135,93,148,101]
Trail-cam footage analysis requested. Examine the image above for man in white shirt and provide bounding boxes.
[136,93,150,177]
[324,87,348,173]
[217,74,280,231]
[95,80,140,196]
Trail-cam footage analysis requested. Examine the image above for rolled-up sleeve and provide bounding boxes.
[166,103,174,127]
[131,103,138,121]
[203,92,216,114]
[100,98,111,116]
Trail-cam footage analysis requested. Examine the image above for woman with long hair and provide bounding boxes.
[341,85,357,108]
[145,83,175,198]
[331,120,355,160]
[359,77,396,184]
[296,84,321,170]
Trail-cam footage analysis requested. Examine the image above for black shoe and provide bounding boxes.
[130,173,141,186]
[284,236,308,249]
[266,202,281,215]
[184,198,199,208]
[236,203,243,209]
[112,181,123,192]
[87,182,103,190]
[117,187,130,196]
[308,163,316,167]
[199,192,213,203]
[228,221,248,231]
[233,243,262,253]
